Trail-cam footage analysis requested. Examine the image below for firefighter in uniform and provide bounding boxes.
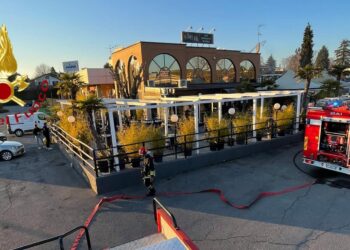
[139,147,156,196]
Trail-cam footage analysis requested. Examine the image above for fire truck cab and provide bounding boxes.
[303,97,350,175]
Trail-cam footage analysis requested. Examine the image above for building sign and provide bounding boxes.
[63,60,79,73]
[182,31,214,44]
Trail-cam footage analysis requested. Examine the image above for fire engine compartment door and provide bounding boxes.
[305,119,321,157]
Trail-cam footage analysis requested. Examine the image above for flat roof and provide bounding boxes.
[112,41,256,55]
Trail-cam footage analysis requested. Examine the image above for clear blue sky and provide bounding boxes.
[0,0,349,77]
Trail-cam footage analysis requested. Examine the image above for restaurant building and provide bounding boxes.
[109,41,260,100]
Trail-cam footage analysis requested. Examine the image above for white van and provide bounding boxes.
[7,112,47,137]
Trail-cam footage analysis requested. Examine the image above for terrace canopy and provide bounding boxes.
[100,90,303,171]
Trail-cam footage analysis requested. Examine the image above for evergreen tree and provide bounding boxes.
[299,23,314,67]
[334,39,350,66]
[315,45,330,70]
[266,55,276,73]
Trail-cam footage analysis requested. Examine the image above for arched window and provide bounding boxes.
[216,59,235,83]
[186,56,211,83]
[148,54,180,85]
[240,60,256,82]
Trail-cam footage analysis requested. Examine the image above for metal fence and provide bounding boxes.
[92,117,304,176]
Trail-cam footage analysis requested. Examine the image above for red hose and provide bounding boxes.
[71,180,316,249]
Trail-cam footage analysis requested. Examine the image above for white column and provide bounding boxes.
[211,102,214,113]
[218,101,222,122]
[164,107,169,137]
[194,103,200,155]
[260,97,264,117]
[198,104,201,124]
[252,98,257,141]
[117,110,123,128]
[295,93,301,132]
[108,110,120,171]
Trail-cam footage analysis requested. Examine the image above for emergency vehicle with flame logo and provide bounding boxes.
[304,97,350,175]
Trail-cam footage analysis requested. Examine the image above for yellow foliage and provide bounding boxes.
[136,109,144,120]
[256,106,270,131]
[233,113,251,134]
[117,123,153,158]
[205,115,229,142]
[58,109,93,146]
[177,117,195,149]
[277,104,295,129]
[149,126,165,155]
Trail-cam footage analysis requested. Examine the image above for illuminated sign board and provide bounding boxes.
[181,31,214,44]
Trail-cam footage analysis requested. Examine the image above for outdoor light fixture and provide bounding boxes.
[273,103,281,110]
[228,108,236,115]
[170,114,179,159]
[56,111,63,117]
[170,114,179,123]
[67,115,76,123]
[281,105,287,111]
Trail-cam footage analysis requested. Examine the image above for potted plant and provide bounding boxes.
[177,117,195,156]
[233,113,251,145]
[150,126,165,162]
[117,123,151,168]
[205,115,229,151]
[276,104,295,136]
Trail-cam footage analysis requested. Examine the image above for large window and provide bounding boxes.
[216,59,235,83]
[240,60,256,82]
[148,54,180,85]
[186,56,211,83]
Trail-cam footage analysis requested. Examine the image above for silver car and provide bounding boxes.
[0,140,25,161]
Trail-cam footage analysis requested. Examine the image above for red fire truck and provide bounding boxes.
[303,97,350,175]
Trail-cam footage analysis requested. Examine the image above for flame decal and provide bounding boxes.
[0,25,17,74]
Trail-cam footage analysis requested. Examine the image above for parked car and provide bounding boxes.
[7,112,47,137]
[0,140,25,161]
[0,132,6,141]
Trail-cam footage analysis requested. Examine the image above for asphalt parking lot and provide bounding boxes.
[1,106,350,250]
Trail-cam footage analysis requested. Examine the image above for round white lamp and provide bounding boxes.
[228,108,236,115]
[67,116,76,123]
[281,105,287,111]
[273,103,281,110]
[170,114,179,123]
[57,111,63,117]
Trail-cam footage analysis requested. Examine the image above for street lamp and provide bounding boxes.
[170,114,179,159]
[57,111,63,117]
[228,108,235,146]
[273,103,281,121]
[67,115,76,123]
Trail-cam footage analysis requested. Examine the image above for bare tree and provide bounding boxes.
[282,48,301,72]
[34,64,51,77]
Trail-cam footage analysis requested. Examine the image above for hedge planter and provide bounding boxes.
[153,154,163,163]
[227,138,235,146]
[277,129,285,136]
[131,158,141,168]
[184,147,192,157]
[97,160,109,173]
[217,141,225,150]
[236,136,246,145]
[209,142,217,151]
[256,133,262,141]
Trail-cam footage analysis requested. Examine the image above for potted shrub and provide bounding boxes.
[177,117,195,156]
[276,104,295,136]
[117,123,151,168]
[205,115,229,151]
[150,126,165,162]
[233,113,251,145]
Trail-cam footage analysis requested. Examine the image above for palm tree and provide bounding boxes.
[74,95,105,149]
[56,73,83,99]
[296,64,321,114]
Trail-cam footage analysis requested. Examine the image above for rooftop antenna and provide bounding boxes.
[107,44,119,54]
[257,24,264,43]
[197,27,204,32]
[185,26,193,31]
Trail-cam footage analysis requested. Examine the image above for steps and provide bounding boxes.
[110,233,186,250]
